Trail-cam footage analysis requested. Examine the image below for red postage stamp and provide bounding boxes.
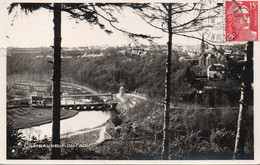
[226,1,258,41]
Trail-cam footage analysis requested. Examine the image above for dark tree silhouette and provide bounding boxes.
[8,3,156,159]
[162,4,172,159]
[167,28,254,160]
[233,41,253,159]
[132,2,221,159]
[51,3,62,159]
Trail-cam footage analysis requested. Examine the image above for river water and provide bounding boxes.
[21,110,111,140]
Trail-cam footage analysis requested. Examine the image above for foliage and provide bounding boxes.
[209,128,235,153]
[95,101,253,160]
[9,3,157,41]
[7,121,25,158]
[7,102,253,160]
[7,121,51,159]
[7,46,243,107]
[61,147,103,159]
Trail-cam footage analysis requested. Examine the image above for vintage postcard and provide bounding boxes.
[0,0,259,164]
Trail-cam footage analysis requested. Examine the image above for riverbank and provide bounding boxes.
[56,92,144,146]
[7,78,112,131]
[7,107,79,129]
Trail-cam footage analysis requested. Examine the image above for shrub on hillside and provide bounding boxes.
[209,128,235,153]
[7,122,51,159]
[7,121,25,159]
[115,101,253,160]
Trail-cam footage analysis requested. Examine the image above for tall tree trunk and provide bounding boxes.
[233,41,253,159]
[162,3,172,160]
[51,3,62,159]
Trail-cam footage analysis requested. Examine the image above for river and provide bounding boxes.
[8,79,116,141]
[21,110,111,140]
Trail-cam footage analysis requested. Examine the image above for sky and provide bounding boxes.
[0,2,207,48]
[0,0,243,48]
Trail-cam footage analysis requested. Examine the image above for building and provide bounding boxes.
[207,64,226,80]
[206,54,218,66]
[190,65,208,81]
[199,53,208,66]
[31,96,52,107]
[199,53,219,66]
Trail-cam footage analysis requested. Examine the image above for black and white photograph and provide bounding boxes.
[1,0,258,162]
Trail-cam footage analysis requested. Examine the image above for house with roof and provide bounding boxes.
[207,64,226,80]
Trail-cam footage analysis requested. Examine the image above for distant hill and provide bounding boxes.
[7,46,241,107]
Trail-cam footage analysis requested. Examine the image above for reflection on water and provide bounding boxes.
[22,111,111,140]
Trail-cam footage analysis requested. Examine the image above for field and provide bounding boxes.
[7,107,79,129]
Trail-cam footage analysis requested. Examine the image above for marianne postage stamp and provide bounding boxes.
[225,1,258,41]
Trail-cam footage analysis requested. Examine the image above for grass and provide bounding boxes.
[93,100,254,160]
[62,129,100,145]
[7,107,79,129]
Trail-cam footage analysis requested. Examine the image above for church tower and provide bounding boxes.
[201,33,205,54]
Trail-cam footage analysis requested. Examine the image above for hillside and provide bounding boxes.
[7,47,241,107]
[6,47,253,160]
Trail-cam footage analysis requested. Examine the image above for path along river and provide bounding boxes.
[20,82,140,141]
[21,82,114,141]
[20,93,139,141]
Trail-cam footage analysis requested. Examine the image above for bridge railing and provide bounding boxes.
[61,93,114,97]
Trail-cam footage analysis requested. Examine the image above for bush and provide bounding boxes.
[7,122,51,159]
[210,128,235,153]
[110,101,254,160]
[7,121,25,159]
